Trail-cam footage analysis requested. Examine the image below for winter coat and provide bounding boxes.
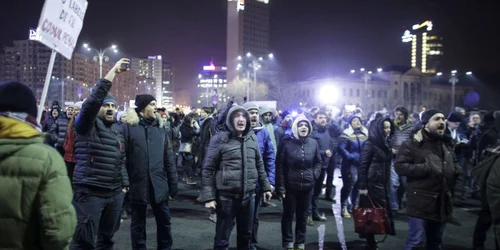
[357,118,395,235]
[470,122,498,164]
[260,106,277,154]
[121,109,178,204]
[197,116,216,166]
[179,122,198,153]
[394,129,460,222]
[73,79,129,196]
[481,146,500,246]
[310,121,334,168]
[49,115,69,153]
[276,115,322,194]
[392,120,414,154]
[253,124,276,185]
[338,125,368,169]
[0,136,76,249]
[274,121,291,149]
[201,106,272,202]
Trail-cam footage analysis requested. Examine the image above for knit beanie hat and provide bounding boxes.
[242,102,259,112]
[281,110,291,120]
[447,112,463,123]
[134,94,156,112]
[421,109,443,125]
[103,94,116,104]
[0,81,41,130]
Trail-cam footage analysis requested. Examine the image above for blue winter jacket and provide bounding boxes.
[253,124,276,186]
[338,126,369,169]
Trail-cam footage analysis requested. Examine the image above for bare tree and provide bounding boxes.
[226,76,268,103]
[267,74,299,110]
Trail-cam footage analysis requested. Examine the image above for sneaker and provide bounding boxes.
[306,216,314,226]
[209,213,217,223]
[342,208,351,218]
[312,212,327,222]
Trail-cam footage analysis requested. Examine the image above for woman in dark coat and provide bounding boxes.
[358,117,396,249]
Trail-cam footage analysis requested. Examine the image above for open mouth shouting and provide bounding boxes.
[236,120,246,131]
[105,111,114,120]
[298,122,309,137]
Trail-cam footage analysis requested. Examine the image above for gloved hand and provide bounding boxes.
[169,185,178,198]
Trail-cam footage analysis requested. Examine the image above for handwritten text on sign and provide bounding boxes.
[36,0,88,60]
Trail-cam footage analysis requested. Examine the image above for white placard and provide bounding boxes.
[35,0,88,60]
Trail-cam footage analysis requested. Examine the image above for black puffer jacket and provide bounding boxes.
[73,79,129,196]
[121,109,178,204]
[310,121,334,168]
[201,106,271,202]
[49,116,69,152]
[394,129,460,222]
[358,118,395,235]
[276,115,322,194]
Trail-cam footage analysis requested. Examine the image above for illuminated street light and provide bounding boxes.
[83,43,119,78]
[377,68,382,72]
[437,72,443,76]
[198,74,202,79]
[360,68,365,72]
[466,71,473,75]
[268,53,274,58]
[237,56,242,60]
[451,70,457,74]
[259,57,263,61]
[368,71,373,74]
[350,70,355,73]
[319,84,340,104]
[246,52,252,57]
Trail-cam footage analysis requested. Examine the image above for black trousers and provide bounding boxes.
[130,200,173,250]
[281,189,313,248]
[214,195,255,250]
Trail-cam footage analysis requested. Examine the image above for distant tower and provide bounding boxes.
[226,0,270,84]
[401,20,444,73]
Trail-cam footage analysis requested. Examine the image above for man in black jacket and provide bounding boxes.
[308,110,332,224]
[395,109,460,249]
[202,105,273,250]
[71,59,130,250]
[49,104,74,154]
[121,94,178,250]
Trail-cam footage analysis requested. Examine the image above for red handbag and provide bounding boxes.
[352,195,388,235]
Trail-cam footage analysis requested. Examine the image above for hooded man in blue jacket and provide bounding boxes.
[243,102,276,250]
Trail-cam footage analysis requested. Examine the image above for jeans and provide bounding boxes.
[389,163,400,210]
[130,200,173,250]
[214,195,255,250]
[181,152,194,178]
[311,167,327,214]
[282,189,313,249]
[71,191,125,250]
[473,191,492,249]
[325,155,336,198]
[404,216,446,250]
[340,165,359,209]
[250,190,263,250]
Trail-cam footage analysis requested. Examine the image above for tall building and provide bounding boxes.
[131,56,163,105]
[197,62,228,108]
[226,0,270,83]
[162,63,174,108]
[0,37,137,108]
[401,20,444,73]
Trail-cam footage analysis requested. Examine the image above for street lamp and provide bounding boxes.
[238,53,274,101]
[466,71,473,75]
[83,43,118,78]
[377,68,383,72]
[350,69,355,73]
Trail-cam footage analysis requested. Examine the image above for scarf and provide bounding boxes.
[0,117,41,138]
[63,118,76,162]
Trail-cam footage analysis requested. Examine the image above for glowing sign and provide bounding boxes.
[401,30,413,43]
[256,0,269,3]
[29,29,39,40]
[412,20,433,31]
[203,65,216,71]
[238,0,245,11]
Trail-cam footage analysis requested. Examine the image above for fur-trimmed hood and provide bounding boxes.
[121,108,164,128]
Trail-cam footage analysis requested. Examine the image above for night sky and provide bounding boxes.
[1,0,499,93]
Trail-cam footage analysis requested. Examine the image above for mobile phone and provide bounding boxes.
[120,62,129,72]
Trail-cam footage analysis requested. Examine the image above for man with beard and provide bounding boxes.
[71,59,130,249]
[121,94,178,250]
[274,111,293,148]
[260,106,277,155]
[202,105,272,250]
[242,102,276,250]
[395,109,460,249]
[308,110,333,224]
